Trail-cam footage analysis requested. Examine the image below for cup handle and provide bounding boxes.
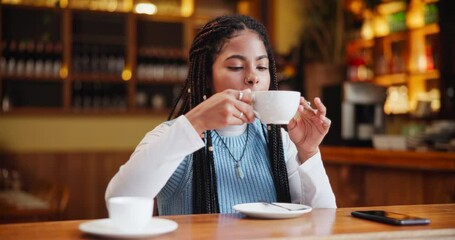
[251,92,260,119]
[253,110,261,120]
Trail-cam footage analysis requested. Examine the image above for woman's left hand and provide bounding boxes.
[287,97,331,162]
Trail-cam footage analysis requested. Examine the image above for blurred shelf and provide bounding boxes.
[0,107,171,116]
[72,74,125,82]
[374,73,407,86]
[1,74,63,82]
[72,34,126,46]
[373,69,440,86]
[136,79,184,85]
[410,69,440,79]
[0,2,61,11]
[423,23,440,35]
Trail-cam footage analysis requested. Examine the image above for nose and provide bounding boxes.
[244,74,259,85]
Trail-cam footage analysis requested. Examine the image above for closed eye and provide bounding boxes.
[227,66,243,71]
[257,66,268,71]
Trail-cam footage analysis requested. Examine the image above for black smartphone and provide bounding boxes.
[351,210,431,226]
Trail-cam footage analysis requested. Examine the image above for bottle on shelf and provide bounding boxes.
[72,80,83,110]
[53,42,62,77]
[107,46,118,75]
[72,44,81,74]
[98,46,108,74]
[43,42,54,76]
[6,41,17,75]
[35,42,45,76]
[2,94,11,112]
[82,82,92,110]
[16,41,27,76]
[101,83,112,108]
[92,81,102,110]
[113,47,125,76]
[25,41,35,76]
[0,40,7,73]
[80,44,90,73]
[90,45,100,75]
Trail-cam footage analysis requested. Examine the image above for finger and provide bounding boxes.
[300,97,317,116]
[287,116,298,131]
[239,88,253,104]
[314,97,327,117]
[235,102,255,123]
[319,114,331,130]
[229,110,245,125]
[238,90,244,101]
[236,111,245,124]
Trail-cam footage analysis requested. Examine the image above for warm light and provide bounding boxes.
[59,0,68,8]
[429,89,441,111]
[357,65,368,80]
[373,14,389,37]
[122,69,132,81]
[377,1,406,15]
[3,0,20,4]
[59,66,68,78]
[361,18,374,40]
[417,54,427,72]
[237,0,250,15]
[406,0,425,29]
[106,0,118,12]
[89,1,100,10]
[181,0,194,17]
[384,86,409,114]
[124,0,133,12]
[348,0,365,15]
[134,2,158,15]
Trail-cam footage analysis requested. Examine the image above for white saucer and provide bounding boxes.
[79,218,178,238]
[233,202,312,219]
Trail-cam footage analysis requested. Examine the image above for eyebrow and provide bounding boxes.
[224,54,268,62]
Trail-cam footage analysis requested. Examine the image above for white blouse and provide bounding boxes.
[105,115,337,208]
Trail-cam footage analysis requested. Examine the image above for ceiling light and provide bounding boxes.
[134,2,158,15]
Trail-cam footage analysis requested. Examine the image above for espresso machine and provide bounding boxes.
[322,82,386,147]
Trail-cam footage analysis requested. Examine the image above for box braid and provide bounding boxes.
[168,14,291,214]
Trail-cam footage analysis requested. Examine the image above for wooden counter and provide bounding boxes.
[320,146,455,208]
[0,204,454,239]
[320,146,455,171]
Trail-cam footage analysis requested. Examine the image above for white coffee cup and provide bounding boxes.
[107,196,153,232]
[253,90,301,124]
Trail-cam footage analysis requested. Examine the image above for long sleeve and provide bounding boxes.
[105,115,205,201]
[283,129,337,208]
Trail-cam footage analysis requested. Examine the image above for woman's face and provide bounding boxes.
[212,30,270,93]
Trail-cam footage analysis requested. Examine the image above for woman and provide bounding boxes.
[106,14,336,215]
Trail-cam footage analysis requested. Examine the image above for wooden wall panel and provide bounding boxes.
[364,168,424,206]
[0,152,130,220]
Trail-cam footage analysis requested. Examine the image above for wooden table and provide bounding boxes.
[0,204,454,239]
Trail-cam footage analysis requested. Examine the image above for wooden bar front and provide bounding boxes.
[321,146,455,208]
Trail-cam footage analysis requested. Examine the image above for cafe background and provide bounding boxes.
[0,0,453,223]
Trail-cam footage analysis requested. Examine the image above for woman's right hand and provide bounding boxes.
[185,88,255,134]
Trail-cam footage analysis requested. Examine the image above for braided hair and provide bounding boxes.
[168,14,291,214]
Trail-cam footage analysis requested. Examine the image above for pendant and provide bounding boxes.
[235,162,244,179]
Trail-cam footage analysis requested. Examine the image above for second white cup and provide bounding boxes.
[107,196,154,232]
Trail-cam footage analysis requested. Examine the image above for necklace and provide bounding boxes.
[214,124,249,179]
